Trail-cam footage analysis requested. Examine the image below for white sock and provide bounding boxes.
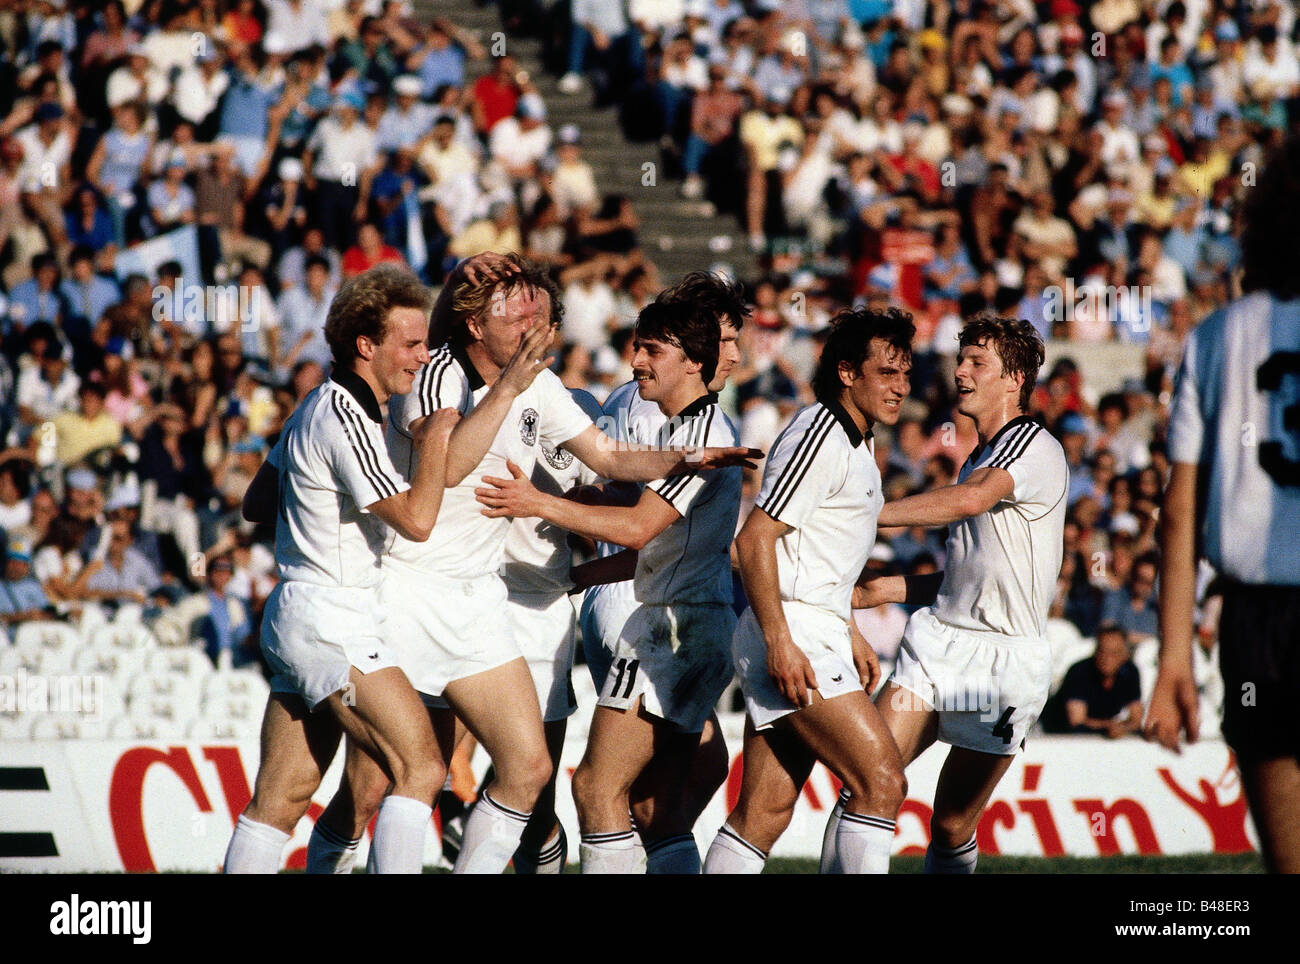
[223,814,290,874]
[513,824,567,875]
[453,790,531,874]
[924,835,978,874]
[629,815,648,873]
[819,788,849,873]
[305,820,361,874]
[703,823,767,874]
[371,795,431,874]
[834,811,895,874]
[645,833,700,874]
[579,830,640,874]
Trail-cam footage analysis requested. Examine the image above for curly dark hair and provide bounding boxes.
[811,306,915,405]
[634,298,720,387]
[958,312,1045,411]
[1240,132,1300,300]
[655,271,751,330]
[324,264,431,367]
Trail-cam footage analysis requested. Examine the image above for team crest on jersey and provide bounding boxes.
[520,408,539,445]
[541,439,574,470]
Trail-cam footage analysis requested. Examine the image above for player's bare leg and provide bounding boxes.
[786,690,906,872]
[443,658,553,873]
[705,718,814,873]
[815,680,938,872]
[925,746,1014,874]
[1240,757,1300,873]
[512,718,570,873]
[629,712,729,870]
[225,693,342,873]
[573,700,697,872]
[319,667,445,873]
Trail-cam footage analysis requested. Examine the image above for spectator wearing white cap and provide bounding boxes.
[259,156,308,255]
[0,536,50,626]
[1207,20,1245,106]
[1095,90,1141,173]
[552,124,599,219]
[376,75,436,153]
[84,483,161,606]
[173,42,230,130]
[302,90,380,250]
[489,94,552,183]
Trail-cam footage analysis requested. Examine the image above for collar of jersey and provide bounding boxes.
[823,397,869,448]
[971,413,1037,462]
[448,340,487,391]
[674,392,718,420]
[330,368,384,424]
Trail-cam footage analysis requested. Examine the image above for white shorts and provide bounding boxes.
[889,607,1052,756]
[506,589,578,723]
[579,581,639,690]
[599,602,737,734]
[381,565,522,701]
[263,581,400,710]
[733,603,865,730]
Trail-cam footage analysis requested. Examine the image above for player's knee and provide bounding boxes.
[930,810,976,848]
[500,744,553,800]
[734,795,795,843]
[571,761,603,816]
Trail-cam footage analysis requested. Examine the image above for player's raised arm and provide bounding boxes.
[735,507,820,707]
[563,422,761,482]
[875,465,1015,529]
[1143,460,1201,752]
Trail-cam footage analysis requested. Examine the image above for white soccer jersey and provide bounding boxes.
[501,436,600,595]
[385,342,594,579]
[636,393,742,606]
[931,415,1068,639]
[269,370,408,589]
[754,400,883,620]
[1167,292,1300,585]
[591,378,668,558]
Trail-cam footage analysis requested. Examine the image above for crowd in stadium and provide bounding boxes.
[1,0,1280,742]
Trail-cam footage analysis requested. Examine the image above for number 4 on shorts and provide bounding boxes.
[992,706,1016,745]
[609,658,640,699]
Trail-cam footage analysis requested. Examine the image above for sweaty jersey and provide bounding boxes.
[385,341,593,579]
[932,415,1068,639]
[754,399,883,620]
[1167,292,1300,584]
[269,370,407,589]
[636,392,742,606]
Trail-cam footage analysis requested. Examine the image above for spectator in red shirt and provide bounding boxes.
[341,222,407,277]
[471,54,522,135]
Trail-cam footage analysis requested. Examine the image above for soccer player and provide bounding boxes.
[574,271,748,871]
[843,314,1067,874]
[313,255,755,874]
[496,386,604,873]
[1145,134,1300,874]
[703,307,913,874]
[223,265,460,875]
[478,298,743,873]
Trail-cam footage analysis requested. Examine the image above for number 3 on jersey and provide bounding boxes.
[609,658,640,699]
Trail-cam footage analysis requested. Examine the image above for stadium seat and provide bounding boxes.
[143,646,213,681]
[71,642,151,680]
[12,621,84,674]
[186,717,258,741]
[27,712,109,740]
[107,714,187,741]
[126,670,202,711]
[0,712,27,740]
[200,669,271,706]
[87,623,158,654]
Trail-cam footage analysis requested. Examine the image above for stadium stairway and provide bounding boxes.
[413,0,759,283]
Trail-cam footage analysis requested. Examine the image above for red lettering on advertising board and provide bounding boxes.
[1073,798,1162,855]
[896,799,933,856]
[201,746,252,825]
[977,801,1014,855]
[1157,766,1252,854]
[1017,764,1066,856]
[109,746,214,872]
